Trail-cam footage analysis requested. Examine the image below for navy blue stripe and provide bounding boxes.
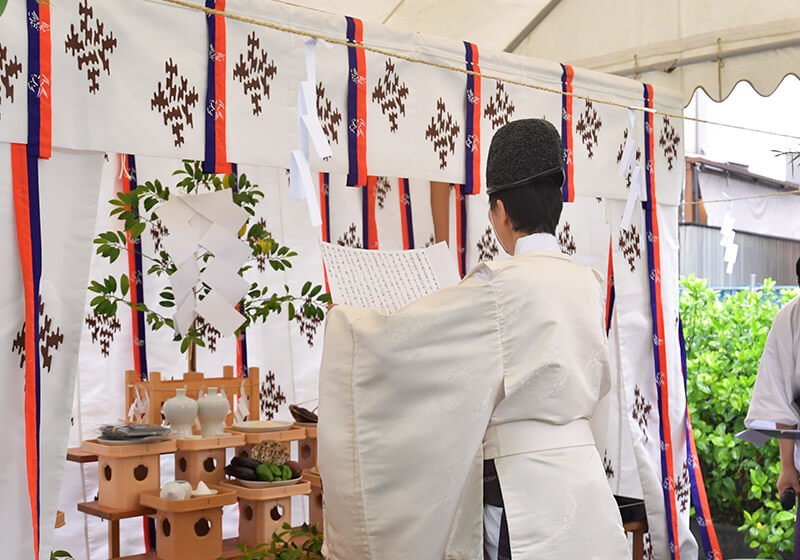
[27,150,42,544]
[361,182,369,248]
[459,185,467,276]
[464,43,475,195]
[26,0,41,157]
[229,163,248,377]
[322,173,331,242]
[345,16,360,186]
[128,155,148,379]
[679,321,715,558]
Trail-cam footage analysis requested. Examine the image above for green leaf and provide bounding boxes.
[120,274,130,297]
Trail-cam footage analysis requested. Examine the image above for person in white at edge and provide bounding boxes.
[746,257,800,547]
[317,119,628,559]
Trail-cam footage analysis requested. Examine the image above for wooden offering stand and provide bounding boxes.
[83,439,177,510]
[125,366,261,428]
[140,486,237,560]
[302,470,323,530]
[232,426,307,457]
[220,480,312,547]
[174,434,245,486]
[296,424,317,471]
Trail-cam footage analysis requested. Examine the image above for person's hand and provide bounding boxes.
[777,465,800,497]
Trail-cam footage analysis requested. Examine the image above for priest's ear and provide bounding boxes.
[489,198,515,256]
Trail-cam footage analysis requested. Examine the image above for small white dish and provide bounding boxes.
[232,420,292,433]
[191,481,218,497]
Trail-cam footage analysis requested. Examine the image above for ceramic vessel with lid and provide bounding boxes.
[198,387,229,437]
[163,388,198,438]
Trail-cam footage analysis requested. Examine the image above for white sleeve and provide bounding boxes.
[746,307,800,427]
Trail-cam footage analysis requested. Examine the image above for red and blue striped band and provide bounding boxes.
[559,64,574,202]
[203,0,231,174]
[642,83,680,560]
[26,0,51,160]
[463,42,481,195]
[345,16,367,187]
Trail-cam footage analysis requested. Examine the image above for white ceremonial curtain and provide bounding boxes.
[0,1,696,559]
[0,146,103,560]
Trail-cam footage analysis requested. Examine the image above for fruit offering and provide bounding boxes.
[224,453,301,483]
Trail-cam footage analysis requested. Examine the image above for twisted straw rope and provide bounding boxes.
[154,0,800,141]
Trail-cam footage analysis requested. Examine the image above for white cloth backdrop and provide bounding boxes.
[0,0,693,558]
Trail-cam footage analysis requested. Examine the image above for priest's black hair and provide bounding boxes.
[488,173,563,235]
[796,256,800,287]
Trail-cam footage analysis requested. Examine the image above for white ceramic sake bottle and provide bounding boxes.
[163,387,198,438]
[198,387,229,438]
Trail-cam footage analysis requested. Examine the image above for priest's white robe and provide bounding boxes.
[317,245,629,559]
[746,295,800,467]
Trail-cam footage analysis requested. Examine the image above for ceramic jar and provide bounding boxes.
[163,388,198,438]
[160,480,193,500]
[198,387,229,438]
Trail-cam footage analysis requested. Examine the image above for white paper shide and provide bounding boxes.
[157,190,250,337]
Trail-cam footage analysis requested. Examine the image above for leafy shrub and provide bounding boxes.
[228,523,323,560]
[681,274,799,558]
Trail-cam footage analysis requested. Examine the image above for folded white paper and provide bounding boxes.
[196,290,246,337]
[290,149,323,227]
[199,223,251,268]
[174,292,197,336]
[162,227,198,266]
[170,258,199,306]
[201,257,250,307]
[620,166,644,229]
[156,197,195,232]
[183,190,249,235]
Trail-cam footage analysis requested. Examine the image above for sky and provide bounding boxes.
[684,75,800,183]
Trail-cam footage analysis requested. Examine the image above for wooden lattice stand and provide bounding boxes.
[296,424,317,471]
[67,367,325,559]
[220,480,312,547]
[302,470,323,530]
[174,434,245,486]
[140,487,237,560]
[83,439,177,510]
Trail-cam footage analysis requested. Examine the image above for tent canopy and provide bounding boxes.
[285,0,800,105]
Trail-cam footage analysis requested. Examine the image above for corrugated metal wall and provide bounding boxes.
[679,223,800,287]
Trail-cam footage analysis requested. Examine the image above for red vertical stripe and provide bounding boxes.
[365,176,379,250]
[11,143,40,556]
[355,19,367,186]
[38,3,51,159]
[399,179,411,250]
[455,185,467,277]
[605,236,614,333]
[214,0,227,170]
[319,173,330,293]
[122,156,142,380]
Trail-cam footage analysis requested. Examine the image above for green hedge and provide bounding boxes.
[680,275,799,558]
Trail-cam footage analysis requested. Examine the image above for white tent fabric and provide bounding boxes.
[288,0,800,105]
[699,172,800,241]
[0,0,695,558]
